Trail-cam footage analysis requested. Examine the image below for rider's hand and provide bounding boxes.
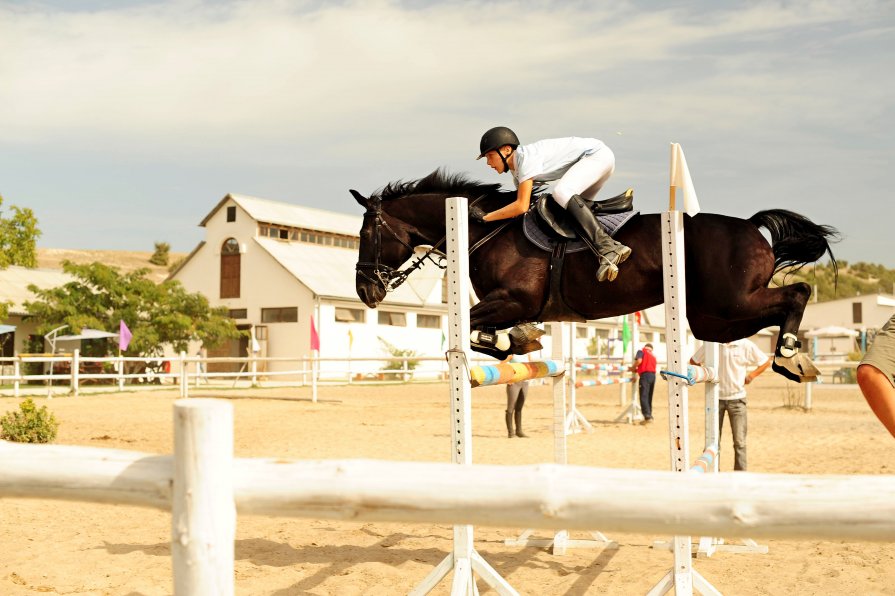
[470,206,489,224]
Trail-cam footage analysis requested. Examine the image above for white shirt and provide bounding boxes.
[512,137,605,187]
[691,339,770,400]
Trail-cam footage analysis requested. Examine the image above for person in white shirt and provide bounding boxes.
[690,338,771,471]
[474,126,631,282]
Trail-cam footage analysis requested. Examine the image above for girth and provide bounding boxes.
[535,240,588,323]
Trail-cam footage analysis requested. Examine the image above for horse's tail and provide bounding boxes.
[749,209,839,279]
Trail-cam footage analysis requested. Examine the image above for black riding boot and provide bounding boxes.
[566,194,632,282]
[505,410,514,438]
[514,408,528,438]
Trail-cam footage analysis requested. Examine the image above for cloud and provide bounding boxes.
[3,0,884,154]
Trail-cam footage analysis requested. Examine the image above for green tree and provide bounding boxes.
[0,194,41,269]
[24,261,242,357]
[150,241,170,266]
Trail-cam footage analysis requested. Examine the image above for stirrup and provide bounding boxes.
[597,257,620,282]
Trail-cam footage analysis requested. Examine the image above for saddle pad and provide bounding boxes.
[522,210,638,253]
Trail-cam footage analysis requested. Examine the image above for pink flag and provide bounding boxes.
[119,320,133,351]
[310,316,320,351]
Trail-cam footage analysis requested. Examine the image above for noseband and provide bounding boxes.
[355,197,447,293]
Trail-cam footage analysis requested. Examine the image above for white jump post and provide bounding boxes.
[411,196,517,596]
[172,399,235,595]
[565,322,594,435]
[505,322,617,554]
[647,143,720,596]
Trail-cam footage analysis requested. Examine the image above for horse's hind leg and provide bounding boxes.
[770,282,821,382]
[690,282,817,382]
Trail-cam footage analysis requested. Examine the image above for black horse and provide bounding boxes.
[353,170,838,382]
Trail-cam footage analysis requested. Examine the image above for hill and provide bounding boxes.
[37,248,187,284]
[773,260,895,301]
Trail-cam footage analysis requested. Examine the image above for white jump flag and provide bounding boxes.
[669,142,701,216]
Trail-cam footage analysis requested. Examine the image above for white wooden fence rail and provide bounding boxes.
[1,401,894,543]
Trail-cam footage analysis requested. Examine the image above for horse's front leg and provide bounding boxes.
[468,291,542,359]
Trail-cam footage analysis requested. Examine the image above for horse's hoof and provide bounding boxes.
[772,361,803,383]
[773,354,819,384]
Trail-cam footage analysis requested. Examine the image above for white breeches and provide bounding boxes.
[551,147,616,208]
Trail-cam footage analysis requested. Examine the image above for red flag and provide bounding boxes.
[310,316,320,351]
[634,311,642,325]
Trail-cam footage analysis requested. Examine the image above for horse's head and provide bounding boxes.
[352,170,507,308]
[351,188,417,308]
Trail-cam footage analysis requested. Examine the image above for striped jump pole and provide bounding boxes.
[689,445,718,474]
[576,362,626,372]
[659,364,718,385]
[469,359,563,388]
[576,377,633,388]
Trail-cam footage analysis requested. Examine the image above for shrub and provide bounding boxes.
[0,398,59,443]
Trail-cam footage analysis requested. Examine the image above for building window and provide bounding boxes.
[853,302,863,324]
[226,206,236,222]
[417,314,441,329]
[261,307,298,323]
[220,238,241,299]
[229,308,247,319]
[576,326,589,339]
[254,325,268,340]
[378,311,406,326]
[335,307,365,323]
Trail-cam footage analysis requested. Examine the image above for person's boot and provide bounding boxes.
[505,410,514,438]
[514,409,528,438]
[566,194,632,282]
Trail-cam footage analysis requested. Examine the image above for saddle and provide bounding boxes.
[523,189,638,322]
[534,188,635,240]
[524,189,637,254]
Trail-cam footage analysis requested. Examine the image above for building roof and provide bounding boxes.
[201,193,362,237]
[0,266,74,315]
[255,236,443,307]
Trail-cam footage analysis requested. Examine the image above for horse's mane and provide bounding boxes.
[373,169,505,202]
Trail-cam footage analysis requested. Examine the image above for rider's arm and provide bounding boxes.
[483,179,533,222]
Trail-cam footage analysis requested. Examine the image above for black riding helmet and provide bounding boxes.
[477,126,520,174]
[477,126,520,158]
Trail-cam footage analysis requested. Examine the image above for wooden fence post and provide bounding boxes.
[172,399,235,595]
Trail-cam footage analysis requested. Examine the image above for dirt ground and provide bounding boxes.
[2,375,894,595]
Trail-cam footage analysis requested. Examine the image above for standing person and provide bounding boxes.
[690,338,771,471]
[857,314,895,438]
[504,356,530,438]
[632,343,657,424]
[474,126,631,282]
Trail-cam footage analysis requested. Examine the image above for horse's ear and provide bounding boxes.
[350,189,370,208]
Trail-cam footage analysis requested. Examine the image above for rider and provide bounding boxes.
[474,126,632,282]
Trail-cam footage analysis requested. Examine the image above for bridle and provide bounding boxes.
[355,197,448,293]
[355,194,508,294]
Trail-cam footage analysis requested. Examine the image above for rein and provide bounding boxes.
[355,194,509,293]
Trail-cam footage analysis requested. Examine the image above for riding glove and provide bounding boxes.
[469,206,489,224]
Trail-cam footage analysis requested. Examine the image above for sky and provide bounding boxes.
[1,0,893,266]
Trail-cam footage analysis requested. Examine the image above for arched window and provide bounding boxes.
[220,238,241,298]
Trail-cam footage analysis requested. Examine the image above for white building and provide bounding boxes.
[801,293,895,357]
[170,193,451,378]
